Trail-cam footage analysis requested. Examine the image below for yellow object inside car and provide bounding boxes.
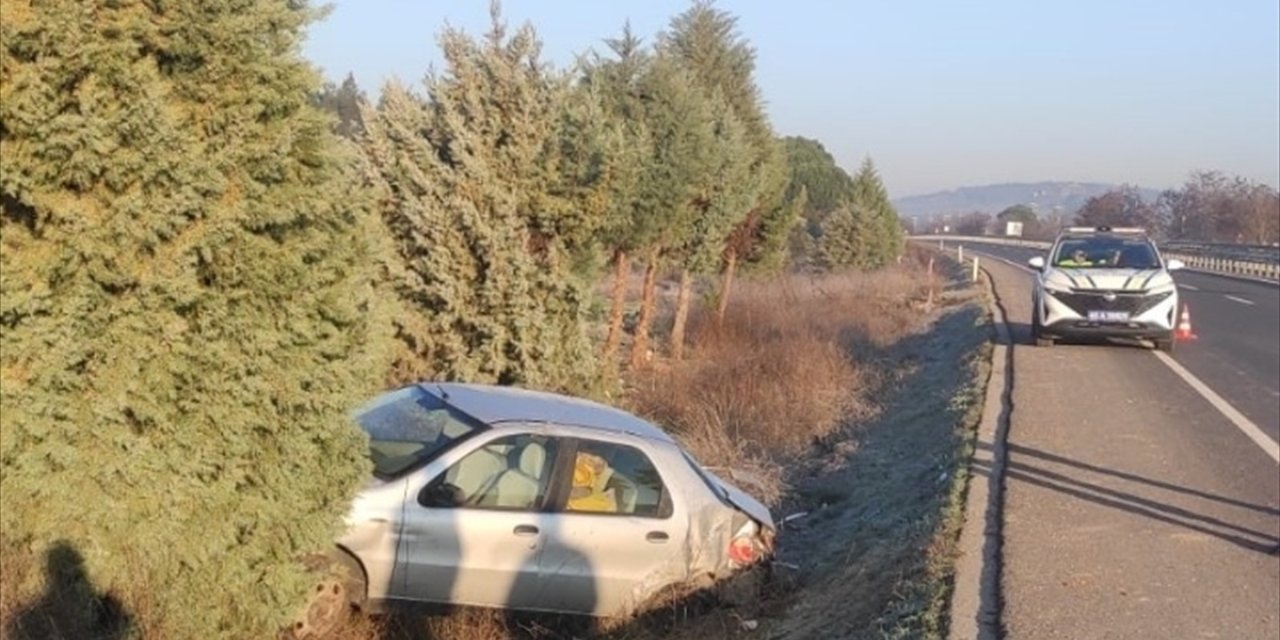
[567,451,617,513]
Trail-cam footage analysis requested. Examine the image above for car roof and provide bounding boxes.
[422,382,676,444]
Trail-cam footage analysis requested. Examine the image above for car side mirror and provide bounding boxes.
[418,482,465,508]
[1166,259,1185,271]
[1027,256,1046,270]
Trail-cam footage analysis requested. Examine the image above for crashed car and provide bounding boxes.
[291,382,775,637]
[1027,226,1184,351]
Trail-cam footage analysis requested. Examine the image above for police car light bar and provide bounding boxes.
[1064,226,1146,234]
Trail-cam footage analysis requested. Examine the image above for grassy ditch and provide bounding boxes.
[614,251,993,640]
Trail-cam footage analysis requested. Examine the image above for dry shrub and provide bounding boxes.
[628,261,936,506]
[337,607,516,640]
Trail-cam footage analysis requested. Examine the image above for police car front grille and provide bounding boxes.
[1053,291,1171,316]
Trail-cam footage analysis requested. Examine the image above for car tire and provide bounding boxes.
[1155,337,1176,353]
[1031,300,1054,347]
[286,553,366,640]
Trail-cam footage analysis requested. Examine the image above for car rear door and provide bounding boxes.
[533,436,691,617]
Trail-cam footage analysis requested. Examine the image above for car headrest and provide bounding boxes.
[518,442,546,477]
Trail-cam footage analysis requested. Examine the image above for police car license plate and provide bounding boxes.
[1088,310,1129,322]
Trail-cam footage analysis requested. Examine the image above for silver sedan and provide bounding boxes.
[290,383,775,638]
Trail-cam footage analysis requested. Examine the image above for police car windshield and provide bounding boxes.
[1053,237,1159,270]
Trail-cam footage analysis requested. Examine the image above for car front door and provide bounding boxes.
[534,437,691,617]
[398,431,561,610]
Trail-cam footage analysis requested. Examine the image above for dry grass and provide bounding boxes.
[627,257,937,506]
[330,607,524,640]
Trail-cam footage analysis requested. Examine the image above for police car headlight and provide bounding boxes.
[1042,281,1072,295]
[1144,282,1176,295]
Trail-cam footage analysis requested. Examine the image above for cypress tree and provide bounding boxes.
[625,56,718,368]
[361,6,605,392]
[1,1,386,636]
[582,25,654,363]
[658,1,793,319]
[817,204,861,268]
[849,157,903,267]
[668,91,752,359]
[816,158,903,270]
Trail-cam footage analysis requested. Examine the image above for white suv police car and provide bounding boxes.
[1028,227,1185,351]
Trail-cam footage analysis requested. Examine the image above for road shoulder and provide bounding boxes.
[948,259,1014,640]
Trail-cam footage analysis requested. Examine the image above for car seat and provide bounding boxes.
[448,446,507,506]
[492,441,547,509]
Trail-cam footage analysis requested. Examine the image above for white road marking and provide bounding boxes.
[1153,352,1280,464]
[1179,284,1199,291]
[1224,295,1255,306]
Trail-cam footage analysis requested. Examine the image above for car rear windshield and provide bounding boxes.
[1053,237,1160,269]
[356,386,485,478]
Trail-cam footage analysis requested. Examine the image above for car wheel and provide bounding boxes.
[1031,301,1054,347]
[1155,337,1175,353]
[286,554,365,639]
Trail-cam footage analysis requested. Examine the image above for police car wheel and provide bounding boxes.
[1031,307,1053,347]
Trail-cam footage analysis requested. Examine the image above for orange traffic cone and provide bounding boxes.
[1175,305,1197,341]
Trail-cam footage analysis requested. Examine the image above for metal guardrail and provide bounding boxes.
[910,235,1280,282]
[1160,242,1280,265]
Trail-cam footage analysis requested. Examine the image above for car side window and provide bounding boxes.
[564,441,671,518]
[422,434,557,511]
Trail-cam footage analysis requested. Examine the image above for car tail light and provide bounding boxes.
[729,535,757,565]
[728,519,763,566]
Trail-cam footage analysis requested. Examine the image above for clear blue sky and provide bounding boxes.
[303,0,1280,197]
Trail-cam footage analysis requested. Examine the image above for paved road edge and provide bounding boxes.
[948,262,1015,640]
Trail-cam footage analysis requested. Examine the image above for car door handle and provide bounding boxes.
[645,531,669,543]
[513,524,539,537]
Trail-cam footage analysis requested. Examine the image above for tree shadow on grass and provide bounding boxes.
[5,540,133,640]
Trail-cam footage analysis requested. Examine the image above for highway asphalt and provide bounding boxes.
[965,251,1280,639]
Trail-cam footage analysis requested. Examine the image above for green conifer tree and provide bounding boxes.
[658,1,794,318]
[625,55,720,368]
[817,204,862,268]
[361,6,604,392]
[582,24,655,363]
[1,1,387,636]
[849,157,903,267]
[668,91,753,359]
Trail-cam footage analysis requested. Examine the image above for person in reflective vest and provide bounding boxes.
[1058,248,1093,267]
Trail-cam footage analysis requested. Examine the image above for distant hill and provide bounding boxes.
[892,182,1162,219]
